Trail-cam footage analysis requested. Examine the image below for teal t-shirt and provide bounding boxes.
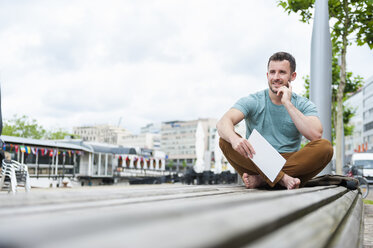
[232,89,319,153]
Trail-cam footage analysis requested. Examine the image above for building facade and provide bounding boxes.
[73,125,132,144]
[344,89,364,157]
[161,118,217,170]
[141,123,161,134]
[344,75,373,158]
[117,132,161,150]
[363,76,373,151]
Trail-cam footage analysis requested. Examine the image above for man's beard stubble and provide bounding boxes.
[269,79,290,94]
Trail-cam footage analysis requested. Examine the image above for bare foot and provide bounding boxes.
[279,174,301,190]
[242,173,266,189]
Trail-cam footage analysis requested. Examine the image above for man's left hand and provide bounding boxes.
[277,82,292,105]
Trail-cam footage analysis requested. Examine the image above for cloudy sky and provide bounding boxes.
[0,0,372,134]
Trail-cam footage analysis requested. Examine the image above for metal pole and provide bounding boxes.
[342,125,345,168]
[310,0,333,175]
[0,80,2,135]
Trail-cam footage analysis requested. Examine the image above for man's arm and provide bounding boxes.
[283,103,323,141]
[216,108,255,158]
[278,84,323,141]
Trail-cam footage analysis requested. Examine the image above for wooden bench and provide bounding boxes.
[0,184,363,248]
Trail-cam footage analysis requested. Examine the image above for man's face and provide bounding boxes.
[266,60,296,94]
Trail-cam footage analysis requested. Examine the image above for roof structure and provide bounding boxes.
[1,135,90,152]
[59,139,137,155]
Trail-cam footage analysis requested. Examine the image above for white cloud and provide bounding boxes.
[0,0,371,134]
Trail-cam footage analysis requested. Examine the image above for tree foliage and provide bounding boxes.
[278,0,372,173]
[278,0,373,49]
[46,128,76,140]
[182,160,188,170]
[2,114,75,140]
[167,160,174,170]
[302,53,364,143]
[278,0,371,119]
[3,115,46,139]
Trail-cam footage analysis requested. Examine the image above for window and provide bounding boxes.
[93,153,99,175]
[57,151,64,165]
[354,160,373,169]
[65,152,75,165]
[75,154,80,174]
[38,149,52,164]
[100,154,106,175]
[364,121,373,132]
[364,95,373,108]
[107,155,113,175]
[364,108,373,120]
[25,153,36,164]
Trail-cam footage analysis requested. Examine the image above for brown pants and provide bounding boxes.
[219,137,333,187]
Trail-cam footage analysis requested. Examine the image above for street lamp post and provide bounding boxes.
[310,0,333,174]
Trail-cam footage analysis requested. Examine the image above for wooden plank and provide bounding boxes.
[245,190,360,248]
[0,184,224,204]
[328,194,363,248]
[0,185,332,219]
[0,185,332,214]
[0,185,237,212]
[0,185,349,248]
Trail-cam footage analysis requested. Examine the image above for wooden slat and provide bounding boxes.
[0,185,353,248]
[245,190,360,248]
[328,194,363,248]
[0,185,332,214]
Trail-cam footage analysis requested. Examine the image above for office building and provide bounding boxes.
[73,125,131,144]
[161,118,217,169]
[118,132,161,150]
[363,76,373,150]
[344,75,373,157]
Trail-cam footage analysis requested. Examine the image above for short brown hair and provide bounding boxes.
[268,52,296,73]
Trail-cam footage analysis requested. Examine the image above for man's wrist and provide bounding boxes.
[229,134,240,144]
[282,100,293,108]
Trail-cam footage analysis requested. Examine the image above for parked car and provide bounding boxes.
[352,152,373,184]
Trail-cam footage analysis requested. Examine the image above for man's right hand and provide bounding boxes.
[231,136,255,159]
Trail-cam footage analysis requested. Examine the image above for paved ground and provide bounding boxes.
[364,185,373,248]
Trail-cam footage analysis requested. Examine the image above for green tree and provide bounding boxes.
[302,54,364,143]
[278,0,372,174]
[46,128,78,140]
[182,160,188,171]
[2,115,77,140]
[3,114,46,139]
[167,160,174,171]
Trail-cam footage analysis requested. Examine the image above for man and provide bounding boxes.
[217,52,333,190]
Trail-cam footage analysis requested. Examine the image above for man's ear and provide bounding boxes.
[291,71,297,81]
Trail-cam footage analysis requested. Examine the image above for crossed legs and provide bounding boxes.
[219,138,333,189]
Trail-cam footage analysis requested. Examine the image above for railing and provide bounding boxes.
[114,167,175,178]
